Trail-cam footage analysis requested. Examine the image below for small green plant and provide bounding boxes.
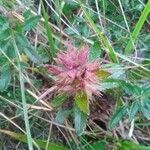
[45,42,110,135]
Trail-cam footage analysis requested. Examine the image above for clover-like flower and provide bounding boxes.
[45,43,100,98]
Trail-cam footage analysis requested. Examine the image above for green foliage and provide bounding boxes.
[89,41,101,61]
[42,1,57,59]
[109,105,128,129]
[23,15,41,31]
[75,91,89,114]
[0,0,150,149]
[129,101,139,122]
[87,141,105,150]
[0,11,44,92]
[0,64,11,91]
[51,93,68,107]
[120,140,150,150]
[74,107,88,136]
[0,129,68,150]
[77,0,119,63]
[55,109,72,124]
[125,0,150,54]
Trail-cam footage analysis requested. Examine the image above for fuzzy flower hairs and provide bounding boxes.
[44,42,110,135]
[45,42,101,100]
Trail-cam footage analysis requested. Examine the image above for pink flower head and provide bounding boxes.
[45,43,100,98]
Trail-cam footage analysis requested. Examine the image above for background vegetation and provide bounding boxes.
[0,0,150,149]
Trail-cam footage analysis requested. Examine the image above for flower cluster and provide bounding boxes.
[45,43,100,98]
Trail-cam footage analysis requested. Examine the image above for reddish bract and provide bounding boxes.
[45,43,100,98]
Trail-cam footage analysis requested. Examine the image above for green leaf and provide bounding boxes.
[0,29,10,40]
[0,64,11,91]
[0,15,9,30]
[129,101,139,122]
[143,98,150,109]
[0,129,68,150]
[75,91,89,115]
[109,105,127,129]
[55,109,72,124]
[23,15,41,31]
[42,1,56,59]
[143,86,150,97]
[109,70,125,79]
[142,108,150,120]
[23,47,43,64]
[141,100,150,119]
[51,93,68,107]
[120,140,150,150]
[74,107,88,136]
[99,82,119,91]
[89,41,101,61]
[15,33,29,47]
[88,141,105,150]
[96,69,110,80]
[23,10,31,20]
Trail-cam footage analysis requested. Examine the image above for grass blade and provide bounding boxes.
[42,0,57,59]
[77,0,118,63]
[13,39,34,150]
[0,130,68,150]
[125,0,150,54]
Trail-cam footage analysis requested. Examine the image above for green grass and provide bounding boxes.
[13,38,34,150]
[42,0,57,60]
[77,0,119,63]
[125,0,150,54]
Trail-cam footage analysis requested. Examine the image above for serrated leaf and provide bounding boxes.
[74,107,87,136]
[109,70,125,79]
[109,105,127,129]
[51,93,68,107]
[0,129,68,150]
[23,10,31,20]
[129,101,139,122]
[55,109,71,124]
[141,100,150,119]
[23,15,41,31]
[0,64,11,91]
[89,41,101,61]
[0,56,7,66]
[99,82,119,91]
[0,29,10,40]
[15,33,29,47]
[75,91,89,114]
[142,108,150,119]
[0,15,9,30]
[143,86,150,96]
[96,69,110,80]
[144,98,150,109]
[23,47,42,64]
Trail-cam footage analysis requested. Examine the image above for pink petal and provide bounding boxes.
[87,61,99,72]
[78,45,88,65]
[66,69,77,79]
[85,71,99,83]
